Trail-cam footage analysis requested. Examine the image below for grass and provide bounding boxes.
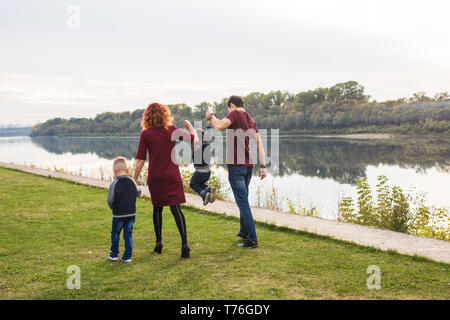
[0,167,448,300]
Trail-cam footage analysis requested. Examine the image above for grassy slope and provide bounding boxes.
[0,167,448,300]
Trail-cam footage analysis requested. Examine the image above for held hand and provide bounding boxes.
[259,168,267,180]
[184,120,192,130]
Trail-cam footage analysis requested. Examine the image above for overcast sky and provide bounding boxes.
[1,0,449,125]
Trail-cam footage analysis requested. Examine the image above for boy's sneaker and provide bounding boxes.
[108,253,118,261]
[120,257,132,263]
[210,187,216,203]
[203,192,211,206]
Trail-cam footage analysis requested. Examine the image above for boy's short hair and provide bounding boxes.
[113,157,127,172]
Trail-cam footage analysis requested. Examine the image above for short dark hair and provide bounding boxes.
[227,95,245,108]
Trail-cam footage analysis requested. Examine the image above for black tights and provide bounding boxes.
[153,205,187,245]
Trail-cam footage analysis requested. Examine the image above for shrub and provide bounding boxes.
[255,182,283,211]
[338,175,449,240]
[286,198,319,217]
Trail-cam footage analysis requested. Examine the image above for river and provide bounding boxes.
[1,135,449,219]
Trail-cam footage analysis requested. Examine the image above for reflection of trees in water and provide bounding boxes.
[32,136,450,185]
[276,139,368,184]
[31,137,140,160]
[275,138,450,184]
[213,137,450,184]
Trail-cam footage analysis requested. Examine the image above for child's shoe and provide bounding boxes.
[120,257,132,263]
[210,187,216,203]
[108,253,118,261]
[203,192,211,206]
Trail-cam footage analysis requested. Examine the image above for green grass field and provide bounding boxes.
[0,167,448,299]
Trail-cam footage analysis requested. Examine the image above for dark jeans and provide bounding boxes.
[190,170,211,200]
[110,216,135,260]
[228,165,257,242]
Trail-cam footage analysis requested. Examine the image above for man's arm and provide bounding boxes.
[255,133,267,180]
[207,111,232,131]
[133,159,145,182]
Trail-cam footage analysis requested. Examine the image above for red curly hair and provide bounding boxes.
[141,102,173,130]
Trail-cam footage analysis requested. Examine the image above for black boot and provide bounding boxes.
[154,241,163,254]
[240,240,258,249]
[181,243,190,259]
[236,231,248,241]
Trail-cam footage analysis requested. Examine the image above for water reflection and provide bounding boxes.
[30,136,450,185]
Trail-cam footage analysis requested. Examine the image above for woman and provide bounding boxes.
[133,102,198,259]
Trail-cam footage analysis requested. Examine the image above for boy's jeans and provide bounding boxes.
[227,165,257,242]
[110,216,135,260]
[190,171,211,200]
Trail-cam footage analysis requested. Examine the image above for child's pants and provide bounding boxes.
[110,216,135,259]
[189,171,211,200]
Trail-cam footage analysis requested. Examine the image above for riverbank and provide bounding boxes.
[1,162,449,265]
[0,166,448,299]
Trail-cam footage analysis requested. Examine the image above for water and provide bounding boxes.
[1,135,450,219]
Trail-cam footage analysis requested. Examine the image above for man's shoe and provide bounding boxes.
[120,257,132,263]
[239,240,258,249]
[108,253,118,261]
[203,192,211,206]
[210,187,216,203]
[236,231,248,241]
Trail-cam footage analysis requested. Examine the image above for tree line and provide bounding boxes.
[30,81,450,136]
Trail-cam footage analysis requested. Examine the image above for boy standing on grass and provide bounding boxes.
[107,157,141,262]
[189,116,216,206]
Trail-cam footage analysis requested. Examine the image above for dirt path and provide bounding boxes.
[1,162,449,264]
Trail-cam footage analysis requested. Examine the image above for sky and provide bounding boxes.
[1,0,450,125]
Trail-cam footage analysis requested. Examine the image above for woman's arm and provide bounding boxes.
[134,132,147,183]
[184,120,199,143]
[132,159,145,182]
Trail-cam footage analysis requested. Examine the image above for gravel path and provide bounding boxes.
[2,162,449,264]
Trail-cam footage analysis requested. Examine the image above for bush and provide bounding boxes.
[286,198,319,217]
[338,175,449,240]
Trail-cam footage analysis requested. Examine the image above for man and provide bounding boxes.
[206,95,267,248]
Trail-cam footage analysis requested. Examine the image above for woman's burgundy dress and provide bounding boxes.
[136,125,194,206]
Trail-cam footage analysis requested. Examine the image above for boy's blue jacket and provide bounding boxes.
[107,175,141,218]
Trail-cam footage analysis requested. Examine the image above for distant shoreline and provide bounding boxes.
[316,133,396,140]
[21,132,450,140]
